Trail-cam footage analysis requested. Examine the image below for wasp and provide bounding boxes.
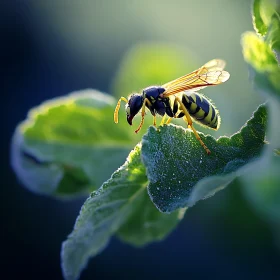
[114,59,230,154]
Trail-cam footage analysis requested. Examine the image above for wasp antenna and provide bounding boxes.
[114,97,128,124]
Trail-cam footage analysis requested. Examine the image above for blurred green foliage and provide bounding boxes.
[112,43,197,98]
[240,0,280,249]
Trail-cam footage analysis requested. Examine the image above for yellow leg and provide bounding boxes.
[135,98,152,133]
[165,117,173,124]
[160,115,166,126]
[153,115,157,127]
[175,97,211,154]
[160,115,174,126]
[160,115,173,126]
[114,97,128,123]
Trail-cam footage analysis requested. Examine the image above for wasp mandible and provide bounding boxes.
[114,59,230,154]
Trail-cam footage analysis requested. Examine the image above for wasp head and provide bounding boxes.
[126,94,144,125]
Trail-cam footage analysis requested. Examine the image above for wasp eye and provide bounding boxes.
[126,94,143,125]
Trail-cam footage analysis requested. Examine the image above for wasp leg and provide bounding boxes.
[135,98,152,133]
[160,115,173,126]
[164,97,181,124]
[114,97,128,123]
[153,115,157,127]
[164,96,179,124]
[175,96,211,154]
[160,115,166,126]
[165,117,173,124]
[173,97,179,115]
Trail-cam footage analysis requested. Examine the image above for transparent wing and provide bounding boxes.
[162,59,230,97]
[202,58,226,71]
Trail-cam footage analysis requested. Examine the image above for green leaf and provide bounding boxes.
[116,198,187,247]
[266,13,280,63]
[252,0,280,36]
[142,105,267,213]
[240,150,280,246]
[241,10,280,149]
[242,155,280,224]
[11,89,138,197]
[245,1,280,97]
[263,98,280,153]
[253,0,268,36]
[242,32,280,99]
[61,145,184,280]
[242,32,278,72]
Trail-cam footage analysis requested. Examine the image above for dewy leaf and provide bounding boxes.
[142,105,267,213]
[61,145,184,280]
[11,89,139,198]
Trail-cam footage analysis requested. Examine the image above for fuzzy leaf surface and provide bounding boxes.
[142,105,267,213]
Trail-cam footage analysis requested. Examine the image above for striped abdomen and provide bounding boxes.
[180,92,220,129]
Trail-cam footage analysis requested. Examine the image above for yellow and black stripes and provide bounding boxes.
[175,92,220,130]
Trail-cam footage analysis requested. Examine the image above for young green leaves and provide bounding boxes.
[242,0,280,99]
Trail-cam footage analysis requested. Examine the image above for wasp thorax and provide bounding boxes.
[126,93,143,125]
